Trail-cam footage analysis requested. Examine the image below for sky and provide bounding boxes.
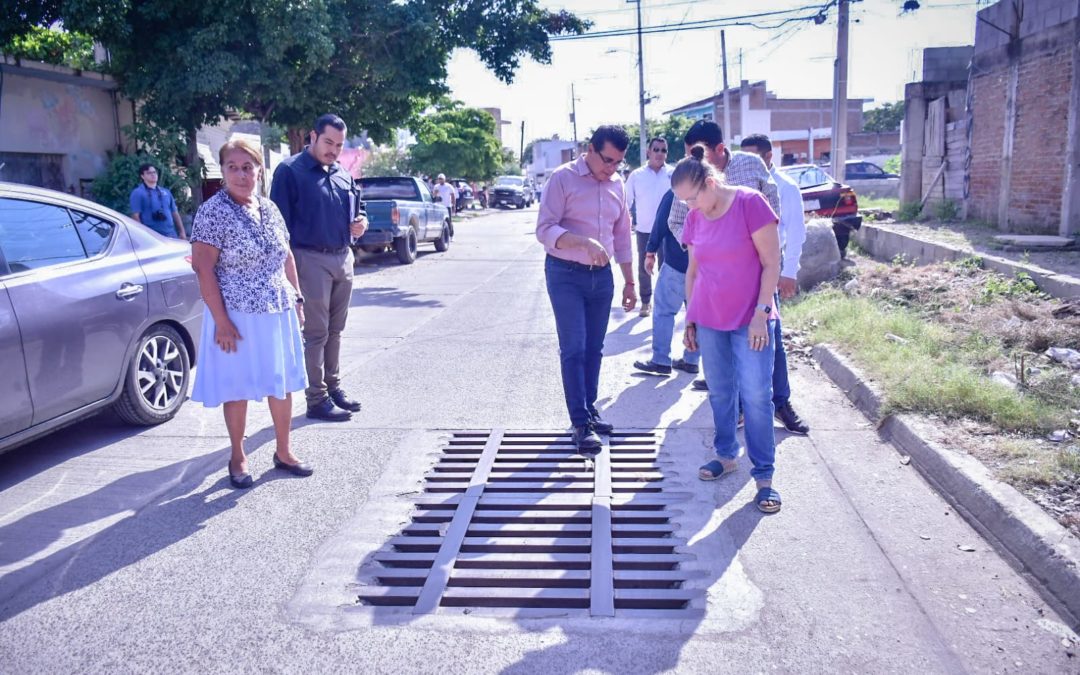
[444,0,990,151]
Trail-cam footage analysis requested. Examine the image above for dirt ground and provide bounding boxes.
[789,254,1080,538]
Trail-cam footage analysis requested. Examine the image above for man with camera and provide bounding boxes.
[129,163,186,239]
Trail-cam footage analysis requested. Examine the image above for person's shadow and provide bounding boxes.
[0,422,295,622]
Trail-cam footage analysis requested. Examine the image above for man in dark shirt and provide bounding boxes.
[270,113,368,422]
[632,190,700,376]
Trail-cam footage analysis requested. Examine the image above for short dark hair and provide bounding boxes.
[671,144,723,191]
[684,119,723,149]
[313,113,347,136]
[647,136,667,148]
[138,163,157,176]
[740,133,772,153]
[590,125,630,153]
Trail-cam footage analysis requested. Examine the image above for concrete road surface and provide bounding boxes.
[1,206,1077,673]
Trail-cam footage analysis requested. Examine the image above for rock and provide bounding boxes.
[1046,347,1080,369]
[1073,374,1080,387]
[1048,430,1071,443]
[991,371,1018,389]
[797,219,842,290]
[843,278,860,294]
[885,333,909,345]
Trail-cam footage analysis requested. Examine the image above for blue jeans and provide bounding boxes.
[772,313,791,408]
[651,263,700,367]
[545,256,614,427]
[697,323,777,481]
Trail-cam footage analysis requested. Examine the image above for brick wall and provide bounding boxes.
[967,69,1006,222]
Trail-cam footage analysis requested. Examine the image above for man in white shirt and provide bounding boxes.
[434,173,458,217]
[625,137,673,318]
[740,133,810,435]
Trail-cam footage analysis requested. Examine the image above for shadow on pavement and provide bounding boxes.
[0,418,303,622]
[350,286,444,309]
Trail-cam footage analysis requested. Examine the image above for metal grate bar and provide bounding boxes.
[412,429,504,614]
[590,436,615,617]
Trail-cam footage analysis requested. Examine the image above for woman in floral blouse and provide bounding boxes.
[190,139,311,489]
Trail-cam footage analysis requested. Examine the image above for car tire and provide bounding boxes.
[434,223,451,252]
[113,323,191,426]
[395,228,418,264]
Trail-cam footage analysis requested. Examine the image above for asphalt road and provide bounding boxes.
[1,206,1077,673]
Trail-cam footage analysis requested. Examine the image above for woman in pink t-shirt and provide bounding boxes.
[675,145,783,513]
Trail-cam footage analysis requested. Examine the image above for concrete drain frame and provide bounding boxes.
[355,429,704,619]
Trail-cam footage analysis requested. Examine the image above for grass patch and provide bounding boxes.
[785,290,1068,432]
[859,196,899,212]
[897,201,922,221]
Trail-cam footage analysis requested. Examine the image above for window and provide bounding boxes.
[357,178,421,200]
[864,164,884,176]
[69,210,115,257]
[0,198,86,273]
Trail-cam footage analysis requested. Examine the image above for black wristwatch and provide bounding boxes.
[755,304,771,315]
[295,295,305,304]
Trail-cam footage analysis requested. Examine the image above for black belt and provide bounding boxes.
[546,254,610,272]
[294,244,349,254]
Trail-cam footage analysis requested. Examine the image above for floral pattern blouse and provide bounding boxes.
[191,190,297,314]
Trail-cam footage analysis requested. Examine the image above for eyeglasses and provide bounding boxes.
[650,147,668,153]
[597,151,622,166]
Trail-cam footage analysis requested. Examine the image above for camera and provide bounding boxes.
[152,209,166,222]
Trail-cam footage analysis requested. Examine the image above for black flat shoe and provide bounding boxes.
[228,466,253,489]
[307,398,352,422]
[329,388,362,413]
[691,379,709,391]
[633,360,672,376]
[273,454,314,477]
[672,358,699,375]
[588,413,614,435]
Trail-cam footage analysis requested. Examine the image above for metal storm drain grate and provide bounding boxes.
[355,429,701,617]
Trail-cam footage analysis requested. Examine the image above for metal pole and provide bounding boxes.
[633,0,647,165]
[520,120,525,169]
[832,0,850,181]
[721,30,732,142]
[571,82,578,149]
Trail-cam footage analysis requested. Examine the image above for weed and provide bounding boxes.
[897,201,922,221]
[891,252,914,267]
[978,271,1044,304]
[952,255,984,273]
[934,199,961,222]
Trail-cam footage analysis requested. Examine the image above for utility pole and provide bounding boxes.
[631,0,647,165]
[570,83,579,149]
[520,120,525,170]
[831,0,850,182]
[721,30,732,141]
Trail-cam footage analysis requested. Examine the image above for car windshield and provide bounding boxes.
[357,178,419,200]
[496,177,523,187]
[781,167,831,189]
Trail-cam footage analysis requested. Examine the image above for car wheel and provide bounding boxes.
[113,323,190,426]
[434,223,451,252]
[395,228,418,264]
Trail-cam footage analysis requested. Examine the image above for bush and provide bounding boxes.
[897,201,922,221]
[934,199,961,222]
[882,154,901,175]
[91,153,191,215]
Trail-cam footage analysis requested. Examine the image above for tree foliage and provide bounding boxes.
[864,102,904,133]
[622,116,696,169]
[1,25,96,70]
[409,106,503,180]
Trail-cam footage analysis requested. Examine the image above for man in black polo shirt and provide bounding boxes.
[271,114,368,422]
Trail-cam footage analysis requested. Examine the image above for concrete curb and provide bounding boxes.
[812,344,1080,630]
[854,223,1080,300]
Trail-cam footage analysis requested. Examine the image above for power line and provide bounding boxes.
[550,4,833,42]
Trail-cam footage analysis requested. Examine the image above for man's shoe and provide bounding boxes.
[306,398,352,422]
[329,388,362,413]
[775,403,810,435]
[691,379,709,391]
[572,425,602,452]
[589,412,614,435]
[273,454,314,477]
[639,302,652,318]
[633,360,672,376]
[672,358,699,375]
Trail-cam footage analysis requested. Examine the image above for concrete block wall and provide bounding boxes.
[975,0,1079,54]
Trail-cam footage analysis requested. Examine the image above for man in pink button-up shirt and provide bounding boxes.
[536,125,637,452]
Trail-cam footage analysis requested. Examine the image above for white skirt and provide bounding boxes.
[190,306,307,407]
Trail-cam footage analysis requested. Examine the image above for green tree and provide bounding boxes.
[362,145,413,178]
[409,106,502,180]
[1,25,96,70]
[864,102,904,132]
[622,116,696,169]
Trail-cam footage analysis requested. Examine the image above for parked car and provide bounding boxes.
[490,175,534,209]
[355,176,452,264]
[450,179,473,211]
[780,164,863,257]
[0,182,203,456]
[845,160,898,181]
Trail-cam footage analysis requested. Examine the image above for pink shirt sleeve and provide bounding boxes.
[742,189,779,235]
[612,182,632,264]
[536,171,569,249]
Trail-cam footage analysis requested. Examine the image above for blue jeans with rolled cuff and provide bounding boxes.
[651,263,700,367]
[697,323,777,482]
[545,255,615,427]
